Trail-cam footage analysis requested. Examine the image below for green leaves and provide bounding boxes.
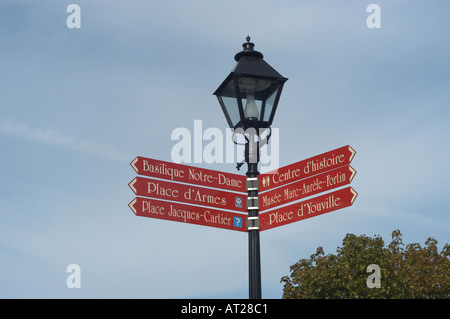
[281,230,450,299]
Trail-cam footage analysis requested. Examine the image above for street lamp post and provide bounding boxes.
[213,37,287,299]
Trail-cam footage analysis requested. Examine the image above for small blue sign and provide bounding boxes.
[234,217,243,228]
[235,197,242,208]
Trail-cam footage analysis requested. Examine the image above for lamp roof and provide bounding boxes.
[232,36,287,80]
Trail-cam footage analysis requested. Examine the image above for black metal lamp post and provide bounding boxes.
[213,37,287,299]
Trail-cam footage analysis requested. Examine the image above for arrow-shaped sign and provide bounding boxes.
[129,197,247,232]
[259,145,356,192]
[129,176,247,213]
[131,156,246,193]
[259,165,356,212]
[259,187,358,231]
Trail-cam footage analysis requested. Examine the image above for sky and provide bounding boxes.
[1,0,449,298]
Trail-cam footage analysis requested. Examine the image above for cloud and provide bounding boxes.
[0,117,131,163]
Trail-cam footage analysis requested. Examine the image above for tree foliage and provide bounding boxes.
[281,230,450,299]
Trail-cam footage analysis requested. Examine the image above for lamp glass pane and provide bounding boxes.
[221,96,241,127]
[263,88,279,122]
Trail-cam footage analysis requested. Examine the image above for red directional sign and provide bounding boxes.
[259,187,358,231]
[131,156,246,193]
[128,176,247,213]
[259,165,356,212]
[129,197,247,232]
[259,145,356,192]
